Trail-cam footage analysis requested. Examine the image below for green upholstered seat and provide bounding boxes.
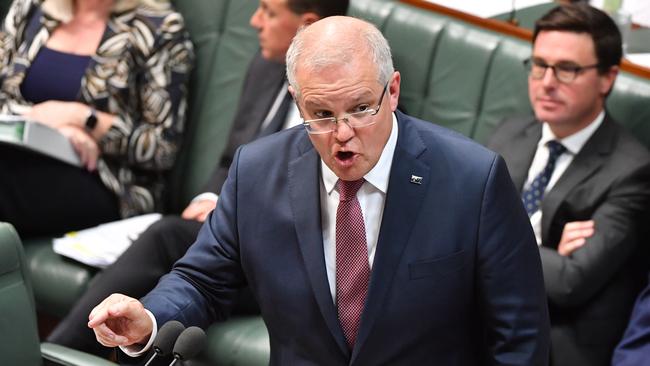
[167,0,260,211]
[0,222,116,366]
[202,316,270,365]
[0,222,42,365]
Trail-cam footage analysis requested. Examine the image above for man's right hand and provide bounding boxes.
[181,199,217,222]
[87,294,154,348]
[557,220,595,256]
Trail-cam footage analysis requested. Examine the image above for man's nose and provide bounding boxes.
[249,8,262,29]
[541,67,559,87]
[334,118,355,141]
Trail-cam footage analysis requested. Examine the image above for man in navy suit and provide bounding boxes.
[89,16,550,365]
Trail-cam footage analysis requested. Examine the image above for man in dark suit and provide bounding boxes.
[89,16,550,364]
[487,4,650,366]
[46,0,349,357]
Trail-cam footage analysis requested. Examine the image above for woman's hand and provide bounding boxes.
[24,101,87,129]
[58,125,100,171]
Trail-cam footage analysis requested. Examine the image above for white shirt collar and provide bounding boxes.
[322,113,399,194]
[540,110,605,155]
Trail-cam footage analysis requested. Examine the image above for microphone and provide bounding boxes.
[143,320,186,366]
[168,326,207,366]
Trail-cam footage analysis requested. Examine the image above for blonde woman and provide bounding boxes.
[0,0,193,237]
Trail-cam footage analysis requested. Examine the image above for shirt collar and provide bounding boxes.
[540,110,605,155]
[322,112,399,195]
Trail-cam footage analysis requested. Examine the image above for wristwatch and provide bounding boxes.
[85,107,98,131]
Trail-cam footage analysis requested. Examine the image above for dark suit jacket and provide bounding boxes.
[202,51,287,195]
[143,111,550,365]
[612,274,650,366]
[488,115,650,366]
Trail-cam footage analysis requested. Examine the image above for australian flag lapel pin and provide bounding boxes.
[410,175,423,185]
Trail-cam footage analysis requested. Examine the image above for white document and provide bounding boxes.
[53,213,162,268]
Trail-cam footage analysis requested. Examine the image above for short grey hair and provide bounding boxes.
[286,18,394,96]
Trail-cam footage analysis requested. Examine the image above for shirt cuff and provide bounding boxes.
[191,192,219,203]
[119,309,158,357]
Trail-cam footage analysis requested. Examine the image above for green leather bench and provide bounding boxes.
[15,0,650,365]
[0,222,118,366]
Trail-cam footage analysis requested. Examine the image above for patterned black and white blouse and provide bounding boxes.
[0,0,194,217]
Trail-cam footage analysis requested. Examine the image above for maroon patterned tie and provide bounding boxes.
[336,178,370,349]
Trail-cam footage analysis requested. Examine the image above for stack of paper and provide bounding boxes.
[53,213,162,268]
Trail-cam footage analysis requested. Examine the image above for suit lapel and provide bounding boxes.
[503,119,541,192]
[541,117,616,246]
[251,62,287,137]
[351,113,430,363]
[234,54,287,143]
[288,136,351,357]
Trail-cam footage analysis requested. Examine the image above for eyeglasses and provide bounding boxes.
[523,58,600,84]
[300,82,389,135]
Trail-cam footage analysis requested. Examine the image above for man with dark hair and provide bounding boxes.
[287,0,348,18]
[46,0,349,358]
[488,3,650,365]
[532,3,622,76]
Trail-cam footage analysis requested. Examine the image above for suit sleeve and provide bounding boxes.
[539,162,650,307]
[477,155,550,365]
[612,277,650,366]
[141,146,247,328]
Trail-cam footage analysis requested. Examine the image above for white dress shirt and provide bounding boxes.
[525,111,605,245]
[320,113,398,301]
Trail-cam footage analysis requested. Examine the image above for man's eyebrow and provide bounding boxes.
[532,56,581,65]
[302,89,376,109]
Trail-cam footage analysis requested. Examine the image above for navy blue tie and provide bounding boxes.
[522,140,566,216]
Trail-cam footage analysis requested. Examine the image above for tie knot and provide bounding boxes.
[546,140,566,160]
[338,179,365,201]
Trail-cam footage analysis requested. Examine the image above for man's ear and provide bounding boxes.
[300,12,320,27]
[288,84,297,101]
[389,71,401,112]
[599,65,619,96]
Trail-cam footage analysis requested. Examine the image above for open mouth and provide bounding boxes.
[337,151,355,161]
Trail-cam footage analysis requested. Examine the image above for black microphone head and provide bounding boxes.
[172,326,207,360]
[153,320,186,356]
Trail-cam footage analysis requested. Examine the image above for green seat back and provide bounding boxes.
[203,316,270,366]
[607,73,650,148]
[168,0,260,212]
[0,223,42,366]
[352,0,650,148]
